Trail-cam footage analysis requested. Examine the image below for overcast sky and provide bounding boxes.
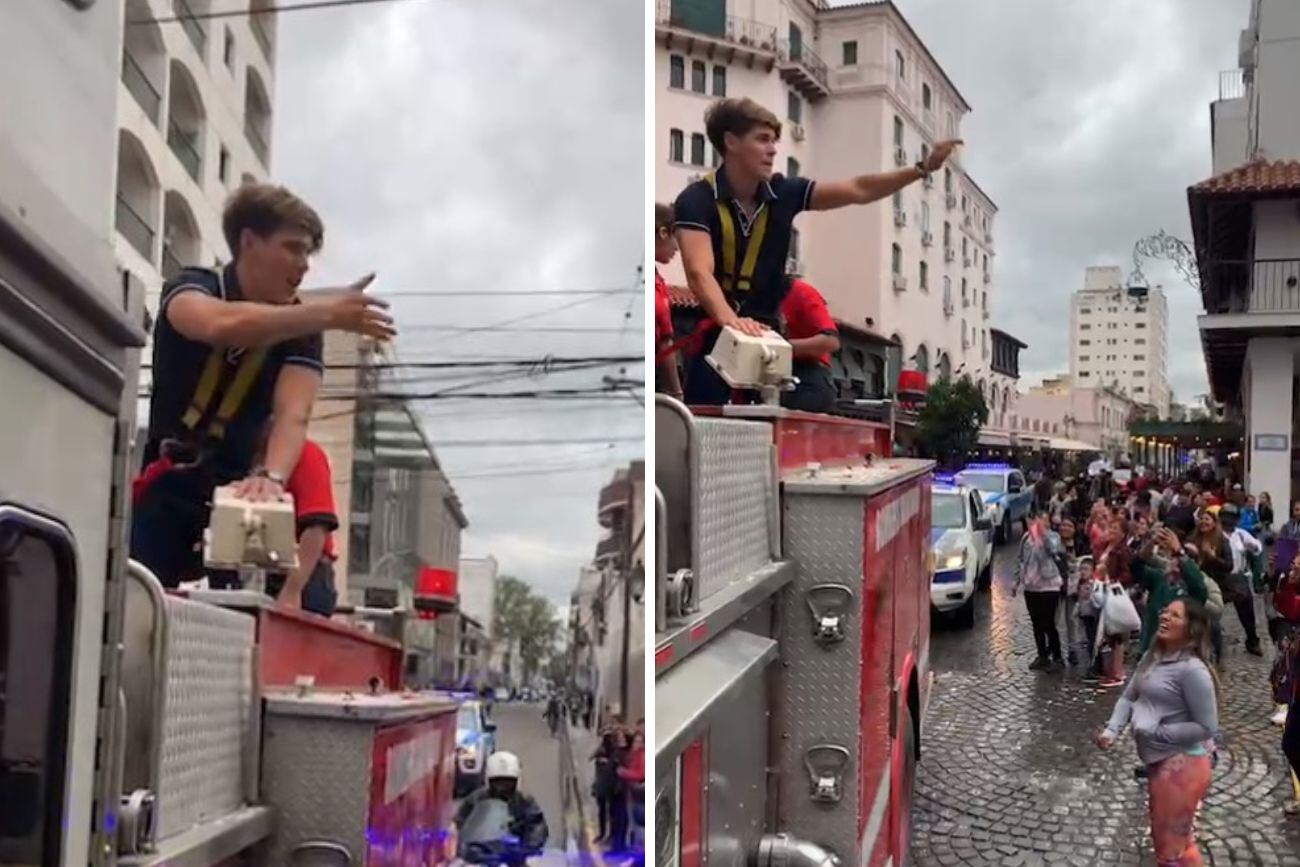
[836,0,1251,401]
[274,0,644,610]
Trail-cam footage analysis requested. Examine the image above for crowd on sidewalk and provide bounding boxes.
[589,713,645,857]
[1005,464,1300,863]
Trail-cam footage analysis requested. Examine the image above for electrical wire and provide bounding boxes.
[385,289,641,298]
[128,0,421,26]
[141,355,642,372]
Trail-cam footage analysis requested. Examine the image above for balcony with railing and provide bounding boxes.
[1218,68,1247,102]
[167,120,202,181]
[654,0,778,62]
[115,194,155,261]
[1202,258,1300,315]
[777,39,830,101]
[121,52,161,126]
[174,0,206,57]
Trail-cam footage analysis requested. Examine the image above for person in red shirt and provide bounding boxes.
[779,277,840,413]
[268,437,340,615]
[654,203,684,398]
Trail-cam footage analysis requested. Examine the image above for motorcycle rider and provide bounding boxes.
[455,752,549,857]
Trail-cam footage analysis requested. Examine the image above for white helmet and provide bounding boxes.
[485,751,521,781]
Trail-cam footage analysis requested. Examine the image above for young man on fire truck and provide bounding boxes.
[131,184,395,587]
[454,751,550,856]
[673,96,960,405]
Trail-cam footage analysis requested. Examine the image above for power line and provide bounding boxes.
[401,325,637,335]
[129,0,420,26]
[141,355,642,372]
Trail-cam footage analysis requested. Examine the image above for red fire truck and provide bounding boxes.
[653,336,934,867]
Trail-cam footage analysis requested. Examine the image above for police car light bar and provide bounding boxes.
[962,463,1012,471]
[933,473,957,485]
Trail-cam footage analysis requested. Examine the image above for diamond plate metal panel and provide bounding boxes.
[261,713,375,864]
[694,418,774,602]
[155,597,256,840]
[773,493,865,860]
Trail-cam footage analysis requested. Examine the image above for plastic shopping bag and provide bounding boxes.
[1101,582,1141,636]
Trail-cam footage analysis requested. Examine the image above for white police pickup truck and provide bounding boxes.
[930,477,995,628]
[956,463,1033,545]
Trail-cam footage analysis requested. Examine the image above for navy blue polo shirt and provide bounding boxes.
[673,166,814,321]
[144,263,323,482]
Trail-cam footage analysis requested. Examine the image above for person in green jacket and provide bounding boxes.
[1133,525,1210,654]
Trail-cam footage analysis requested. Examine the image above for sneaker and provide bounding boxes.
[1098,677,1125,688]
[1247,640,1264,657]
[1082,671,1101,683]
[1272,704,1290,726]
[1284,800,1300,817]
[1050,658,1066,672]
[1029,656,1049,671]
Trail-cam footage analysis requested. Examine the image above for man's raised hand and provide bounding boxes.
[926,139,964,173]
[323,272,396,341]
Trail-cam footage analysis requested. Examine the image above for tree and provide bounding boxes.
[494,575,563,684]
[916,375,988,468]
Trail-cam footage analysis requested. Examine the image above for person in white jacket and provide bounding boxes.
[1221,503,1264,656]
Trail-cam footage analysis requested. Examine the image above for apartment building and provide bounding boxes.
[655,0,1001,398]
[115,0,276,367]
[1193,0,1300,499]
[1015,375,1137,458]
[1068,266,1171,418]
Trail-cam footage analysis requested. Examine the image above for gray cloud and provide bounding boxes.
[843,0,1250,401]
[275,0,645,607]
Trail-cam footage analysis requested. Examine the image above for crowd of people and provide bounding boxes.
[589,714,645,856]
[1006,465,1300,862]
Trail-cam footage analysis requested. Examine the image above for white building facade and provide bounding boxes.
[115,0,277,340]
[655,0,1002,396]
[1068,266,1171,418]
[1193,0,1300,501]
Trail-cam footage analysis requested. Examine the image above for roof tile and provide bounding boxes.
[1190,158,1300,195]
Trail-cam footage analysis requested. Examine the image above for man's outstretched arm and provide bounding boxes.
[165,274,395,348]
[236,364,320,501]
[809,139,962,212]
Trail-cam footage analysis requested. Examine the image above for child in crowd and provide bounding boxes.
[1075,556,1102,681]
[1057,518,1084,665]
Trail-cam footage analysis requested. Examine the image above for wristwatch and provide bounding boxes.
[252,466,286,486]
[914,160,931,178]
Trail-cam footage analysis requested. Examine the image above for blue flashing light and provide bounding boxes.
[103,812,117,834]
[933,473,956,485]
[961,463,1012,472]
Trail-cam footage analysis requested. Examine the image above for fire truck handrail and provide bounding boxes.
[655,558,794,677]
[654,394,700,580]
[126,558,170,812]
[654,485,668,627]
[654,627,776,780]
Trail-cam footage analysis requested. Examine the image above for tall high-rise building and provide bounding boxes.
[114,0,278,354]
[1068,266,1170,418]
[655,0,1003,404]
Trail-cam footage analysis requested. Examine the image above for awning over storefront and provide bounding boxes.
[978,429,1011,447]
[1049,437,1100,453]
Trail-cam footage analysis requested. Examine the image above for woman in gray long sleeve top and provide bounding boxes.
[1097,598,1218,864]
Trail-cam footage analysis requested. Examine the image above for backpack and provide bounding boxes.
[1202,576,1225,619]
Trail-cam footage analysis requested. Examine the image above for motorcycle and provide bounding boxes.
[458,798,541,867]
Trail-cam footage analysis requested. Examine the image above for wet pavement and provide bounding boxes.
[911,538,1300,866]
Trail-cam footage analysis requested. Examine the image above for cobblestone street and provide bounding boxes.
[912,540,1300,866]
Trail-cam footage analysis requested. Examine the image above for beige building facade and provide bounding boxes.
[1068,266,1171,418]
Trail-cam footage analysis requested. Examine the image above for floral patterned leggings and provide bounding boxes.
[1147,752,1213,866]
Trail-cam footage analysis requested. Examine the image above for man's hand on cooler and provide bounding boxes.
[720,315,769,337]
[925,139,964,173]
[233,473,287,503]
[314,273,397,341]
